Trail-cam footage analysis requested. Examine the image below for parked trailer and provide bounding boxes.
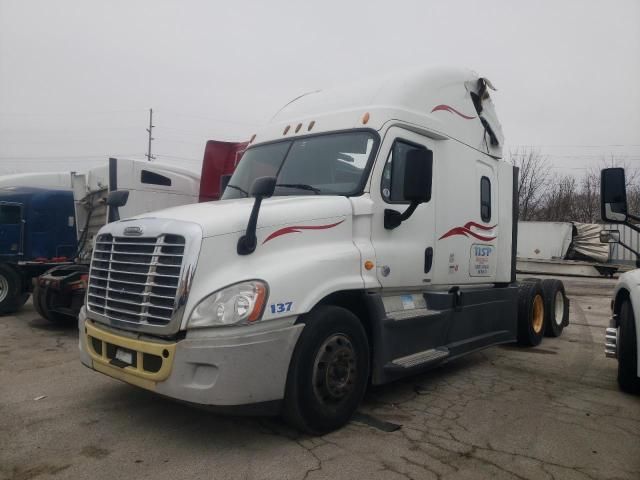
[35,144,245,323]
[517,221,618,277]
[79,67,569,434]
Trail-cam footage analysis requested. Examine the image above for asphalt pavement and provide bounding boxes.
[1,276,639,480]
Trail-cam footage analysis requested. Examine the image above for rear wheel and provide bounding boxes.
[283,305,369,435]
[617,300,640,394]
[0,264,26,315]
[542,279,569,337]
[517,280,545,346]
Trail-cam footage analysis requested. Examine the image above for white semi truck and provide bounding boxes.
[79,68,569,433]
[601,168,640,393]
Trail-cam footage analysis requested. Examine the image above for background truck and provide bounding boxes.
[0,183,77,313]
[34,141,246,323]
[78,67,569,434]
[601,167,640,393]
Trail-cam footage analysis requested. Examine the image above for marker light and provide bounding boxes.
[283,125,290,135]
[308,120,315,131]
[364,260,374,270]
[295,123,302,133]
[188,280,268,328]
[362,112,370,124]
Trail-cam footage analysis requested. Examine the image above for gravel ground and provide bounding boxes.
[1,276,639,480]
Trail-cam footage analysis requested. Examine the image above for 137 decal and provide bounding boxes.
[270,302,293,314]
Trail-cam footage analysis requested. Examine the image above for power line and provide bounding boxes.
[0,109,147,117]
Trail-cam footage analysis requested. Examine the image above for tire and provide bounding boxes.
[33,282,75,324]
[617,300,640,394]
[542,279,569,337]
[33,283,52,321]
[283,305,370,435]
[0,264,25,315]
[516,280,545,347]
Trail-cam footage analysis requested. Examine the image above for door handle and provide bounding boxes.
[424,247,433,273]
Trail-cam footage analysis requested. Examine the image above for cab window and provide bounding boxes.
[480,176,491,222]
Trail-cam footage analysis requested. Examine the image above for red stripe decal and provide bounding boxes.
[263,220,345,244]
[439,222,496,241]
[431,104,476,120]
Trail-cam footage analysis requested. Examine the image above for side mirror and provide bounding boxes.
[384,148,433,229]
[237,176,277,255]
[600,229,620,244]
[403,149,433,202]
[601,168,627,222]
[106,190,129,222]
[250,176,276,198]
[220,174,232,195]
[106,190,129,208]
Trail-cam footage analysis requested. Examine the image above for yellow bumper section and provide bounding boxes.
[85,321,176,391]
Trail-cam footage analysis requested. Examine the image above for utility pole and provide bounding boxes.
[145,108,155,161]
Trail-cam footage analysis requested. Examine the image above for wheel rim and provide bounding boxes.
[312,333,357,405]
[554,290,564,327]
[0,274,8,303]
[532,294,544,334]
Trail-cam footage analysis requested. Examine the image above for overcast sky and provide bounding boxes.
[1,0,639,177]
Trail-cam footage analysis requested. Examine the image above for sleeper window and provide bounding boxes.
[141,170,172,186]
[480,176,491,222]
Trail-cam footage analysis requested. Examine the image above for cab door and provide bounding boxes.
[0,202,24,259]
[369,127,437,289]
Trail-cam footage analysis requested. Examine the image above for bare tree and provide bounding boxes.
[509,148,550,220]
[539,175,578,222]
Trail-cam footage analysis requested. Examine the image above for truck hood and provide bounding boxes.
[130,195,353,238]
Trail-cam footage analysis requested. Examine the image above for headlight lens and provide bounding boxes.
[188,280,268,328]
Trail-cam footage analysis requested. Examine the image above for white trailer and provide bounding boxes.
[78,67,569,433]
[0,172,71,191]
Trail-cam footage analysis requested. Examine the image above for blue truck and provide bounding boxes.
[0,187,77,314]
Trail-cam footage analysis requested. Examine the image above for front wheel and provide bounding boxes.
[283,305,369,435]
[618,300,640,394]
[0,264,25,315]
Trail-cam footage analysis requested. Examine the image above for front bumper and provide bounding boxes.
[605,316,618,358]
[78,307,304,407]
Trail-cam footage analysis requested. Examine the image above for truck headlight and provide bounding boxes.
[187,280,268,328]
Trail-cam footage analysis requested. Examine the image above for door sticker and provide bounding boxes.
[470,244,495,277]
[400,295,415,310]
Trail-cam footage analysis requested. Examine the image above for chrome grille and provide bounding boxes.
[87,233,186,327]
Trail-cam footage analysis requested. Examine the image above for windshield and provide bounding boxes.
[221,131,377,199]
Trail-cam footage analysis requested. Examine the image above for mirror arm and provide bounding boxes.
[237,197,263,255]
[622,219,640,234]
[617,239,640,259]
[626,213,640,223]
[384,201,420,230]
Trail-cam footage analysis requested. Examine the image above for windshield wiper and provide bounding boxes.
[225,184,249,197]
[276,183,321,194]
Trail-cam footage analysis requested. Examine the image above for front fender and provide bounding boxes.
[180,215,366,329]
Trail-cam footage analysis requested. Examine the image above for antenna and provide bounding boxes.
[145,108,155,161]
